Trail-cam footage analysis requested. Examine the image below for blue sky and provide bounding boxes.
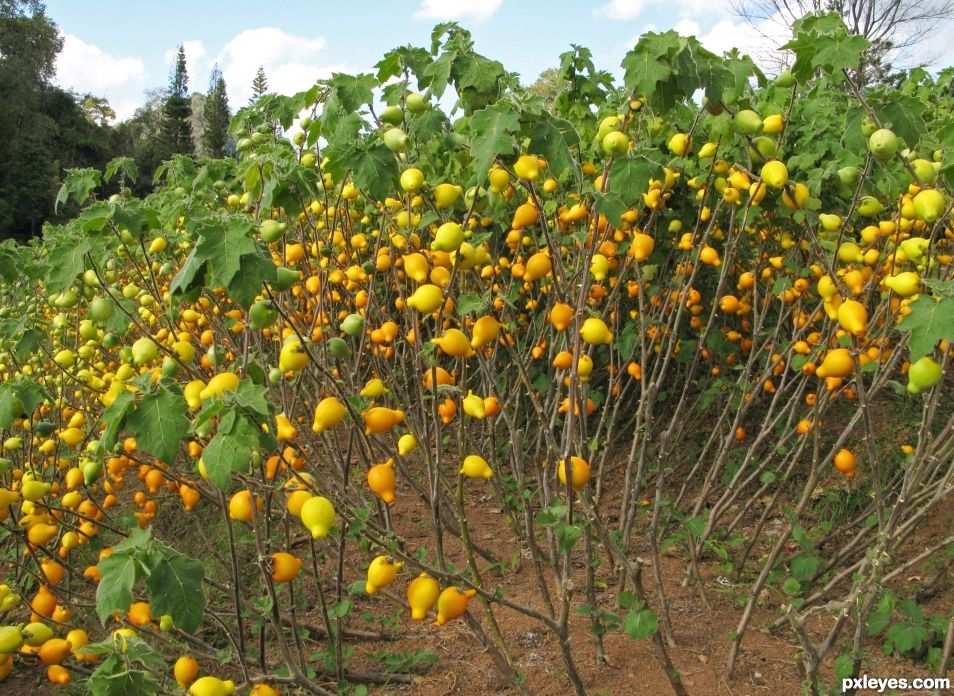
[44,0,954,120]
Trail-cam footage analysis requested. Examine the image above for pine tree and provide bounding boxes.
[202,65,230,158]
[158,44,194,157]
[250,66,268,103]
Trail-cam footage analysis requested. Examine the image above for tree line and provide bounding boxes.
[0,1,270,240]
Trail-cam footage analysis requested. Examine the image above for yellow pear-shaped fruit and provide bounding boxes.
[366,555,403,594]
[300,496,336,539]
[407,573,440,620]
[460,454,493,479]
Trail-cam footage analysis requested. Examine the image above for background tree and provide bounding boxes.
[527,67,567,109]
[113,88,166,196]
[733,0,954,84]
[250,65,268,103]
[0,0,62,238]
[202,65,230,158]
[158,44,194,157]
[79,95,116,126]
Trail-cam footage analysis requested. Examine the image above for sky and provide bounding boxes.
[44,0,954,121]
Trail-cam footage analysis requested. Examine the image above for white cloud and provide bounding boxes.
[414,0,503,23]
[673,19,700,37]
[214,27,347,105]
[54,34,146,117]
[595,0,648,20]
[695,14,792,67]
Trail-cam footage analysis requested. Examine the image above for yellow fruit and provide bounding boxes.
[300,495,336,539]
[667,132,689,156]
[462,391,486,419]
[189,676,236,696]
[885,272,920,297]
[549,302,574,331]
[279,339,308,374]
[286,490,312,518]
[407,573,440,620]
[39,638,72,665]
[228,490,259,523]
[21,480,51,502]
[359,379,389,398]
[513,155,540,181]
[367,459,396,503]
[836,300,868,336]
[275,414,297,441]
[398,434,418,455]
[523,252,552,281]
[433,183,463,208]
[435,586,477,625]
[271,552,302,583]
[400,168,424,193]
[59,427,85,447]
[174,656,200,687]
[558,456,591,490]
[199,372,239,401]
[760,160,788,188]
[512,202,539,229]
[432,328,474,357]
[431,222,465,252]
[460,454,493,479]
[580,317,612,345]
[363,407,405,435]
[816,348,854,379]
[23,621,54,647]
[407,284,444,313]
[470,316,501,348]
[184,380,205,410]
[762,113,783,134]
[27,523,58,546]
[366,555,403,594]
[312,397,346,433]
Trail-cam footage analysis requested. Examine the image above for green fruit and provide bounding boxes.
[249,300,279,330]
[861,116,878,137]
[340,313,364,337]
[327,337,351,358]
[54,290,78,308]
[912,188,945,223]
[206,345,225,367]
[131,337,158,365]
[775,69,795,88]
[907,357,943,394]
[899,237,929,262]
[383,128,408,152]
[159,614,174,632]
[102,333,120,349]
[0,625,23,653]
[83,459,102,485]
[868,128,898,162]
[858,196,885,216]
[301,153,317,168]
[911,158,937,185]
[274,267,299,291]
[22,621,52,647]
[268,367,283,385]
[83,269,100,287]
[236,137,253,152]
[748,136,777,162]
[0,457,10,473]
[79,320,99,341]
[259,219,287,243]
[464,186,488,213]
[406,92,429,114]
[596,115,621,142]
[837,166,860,186]
[161,356,179,377]
[733,109,763,135]
[601,131,630,157]
[380,105,404,126]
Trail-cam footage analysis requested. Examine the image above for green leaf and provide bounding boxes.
[898,295,954,360]
[621,35,673,103]
[229,251,277,309]
[46,237,91,293]
[790,554,820,582]
[556,524,582,554]
[112,526,152,554]
[193,217,257,289]
[146,555,205,634]
[455,291,487,316]
[100,390,135,452]
[103,157,139,184]
[233,379,270,416]
[468,105,520,179]
[528,115,581,183]
[55,167,101,212]
[126,389,189,465]
[88,665,159,696]
[201,412,260,489]
[782,577,802,596]
[342,142,400,202]
[623,608,659,640]
[14,328,45,363]
[330,72,377,113]
[96,553,137,624]
[607,157,659,207]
